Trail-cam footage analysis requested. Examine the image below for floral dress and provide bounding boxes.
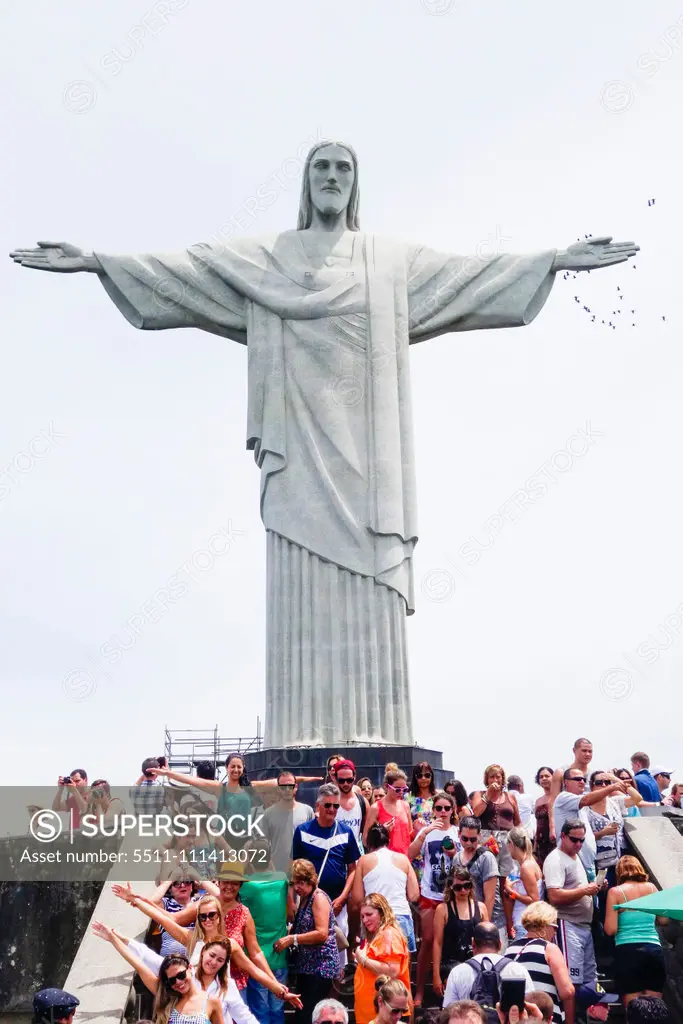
[224,902,249,989]
[407,793,434,880]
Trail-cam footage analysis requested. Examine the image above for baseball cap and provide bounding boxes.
[334,759,356,775]
[33,988,79,1021]
[652,765,675,777]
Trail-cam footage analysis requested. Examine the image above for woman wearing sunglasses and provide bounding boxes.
[110,889,300,1007]
[407,790,459,1006]
[352,894,411,1024]
[432,867,488,997]
[585,772,641,884]
[407,762,436,882]
[363,769,412,856]
[369,976,410,1024]
[147,869,203,958]
[88,937,225,1024]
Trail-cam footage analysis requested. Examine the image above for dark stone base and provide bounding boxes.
[244,744,454,805]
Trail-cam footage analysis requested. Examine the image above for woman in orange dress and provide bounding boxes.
[352,894,412,1024]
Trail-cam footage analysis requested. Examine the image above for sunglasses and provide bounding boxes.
[337,777,355,784]
[453,882,472,891]
[388,785,408,794]
[434,804,452,812]
[278,783,295,789]
[386,1007,408,1017]
[593,779,611,787]
[198,910,219,921]
[460,835,478,843]
[568,776,587,783]
[416,771,432,778]
[567,835,586,845]
[165,969,188,986]
[323,802,340,810]
[657,774,671,780]
[173,880,192,887]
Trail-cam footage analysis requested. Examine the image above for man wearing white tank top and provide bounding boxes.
[351,821,419,952]
[334,760,369,852]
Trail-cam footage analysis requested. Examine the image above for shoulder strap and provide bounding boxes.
[494,956,511,976]
[467,956,483,975]
[513,939,540,961]
[359,793,367,835]
[318,820,338,881]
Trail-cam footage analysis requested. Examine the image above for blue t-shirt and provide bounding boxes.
[634,770,660,803]
[291,819,361,900]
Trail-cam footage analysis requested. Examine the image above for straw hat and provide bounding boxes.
[217,860,246,883]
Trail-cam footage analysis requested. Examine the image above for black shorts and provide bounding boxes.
[613,943,666,995]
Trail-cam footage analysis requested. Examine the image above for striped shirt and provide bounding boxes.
[507,937,563,1024]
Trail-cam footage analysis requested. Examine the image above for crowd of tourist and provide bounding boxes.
[32,742,681,1024]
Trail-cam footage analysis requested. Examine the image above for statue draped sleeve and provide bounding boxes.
[94,248,248,343]
[406,244,557,342]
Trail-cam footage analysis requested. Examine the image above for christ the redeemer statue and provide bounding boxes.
[11,141,639,749]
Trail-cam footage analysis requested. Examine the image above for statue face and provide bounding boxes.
[308,144,355,221]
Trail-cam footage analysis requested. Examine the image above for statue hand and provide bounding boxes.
[9,241,90,273]
[556,236,639,272]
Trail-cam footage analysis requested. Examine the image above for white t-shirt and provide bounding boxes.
[543,848,593,925]
[443,952,535,1006]
[552,792,596,872]
[418,824,461,900]
[514,793,536,837]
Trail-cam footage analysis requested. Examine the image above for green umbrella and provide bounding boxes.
[615,884,683,922]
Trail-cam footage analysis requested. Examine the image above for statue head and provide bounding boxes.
[297,140,360,231]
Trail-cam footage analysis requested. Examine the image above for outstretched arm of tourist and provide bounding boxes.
[111,883,192,946]
[149,766,223,794]
[406,861,420,904]
[229,945,302,1008]
[91,921,160,993]
[242,907,276,981]
[249,774,324,789]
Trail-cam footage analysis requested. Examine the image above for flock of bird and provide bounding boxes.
[565,199,667,330]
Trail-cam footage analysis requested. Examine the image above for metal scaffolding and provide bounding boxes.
[163,720,262,776]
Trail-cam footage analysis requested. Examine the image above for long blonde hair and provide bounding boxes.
[188,894,226,957]
[361,892,399,941]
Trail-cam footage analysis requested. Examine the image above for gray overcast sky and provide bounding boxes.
[1,0,681,792]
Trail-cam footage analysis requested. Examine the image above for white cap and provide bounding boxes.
[652,765,675,777]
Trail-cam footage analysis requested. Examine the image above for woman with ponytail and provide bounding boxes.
[370,976,410,1024]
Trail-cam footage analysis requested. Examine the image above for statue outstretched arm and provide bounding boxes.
[10,241,248,341]
[10,241,101,273]
[552,236,639,271]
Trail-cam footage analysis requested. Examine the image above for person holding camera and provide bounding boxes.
[408,790,460,1005]
[51,768,89,829]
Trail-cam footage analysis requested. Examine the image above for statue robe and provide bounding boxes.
[95,230,555,747]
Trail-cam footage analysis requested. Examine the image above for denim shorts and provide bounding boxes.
[396,912,417,953]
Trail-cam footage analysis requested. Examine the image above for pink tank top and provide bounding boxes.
[377,800,412,855]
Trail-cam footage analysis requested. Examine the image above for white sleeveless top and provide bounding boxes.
[362,846,410,916]
[336,794,364,849]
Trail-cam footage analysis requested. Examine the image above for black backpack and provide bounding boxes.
[466,955,512,1024]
